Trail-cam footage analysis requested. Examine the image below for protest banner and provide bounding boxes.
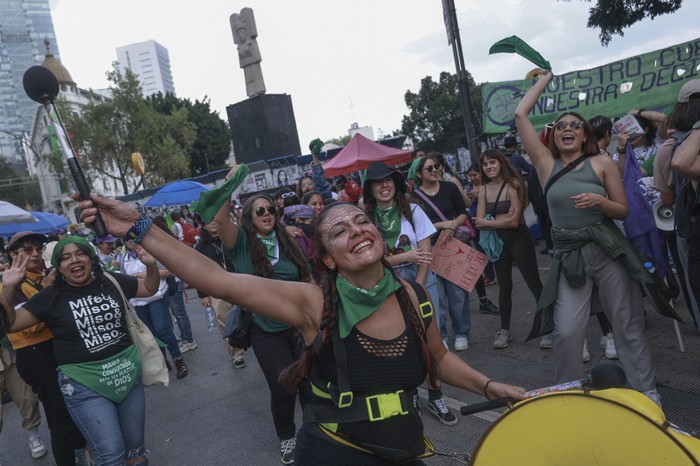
[430,230,488,292]
[482,37,700,133]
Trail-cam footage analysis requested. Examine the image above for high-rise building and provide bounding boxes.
[115,40,175,97]
[0,0,59,171]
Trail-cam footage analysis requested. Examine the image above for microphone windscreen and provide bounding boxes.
[590,363,626,390]
[23,65,59,103]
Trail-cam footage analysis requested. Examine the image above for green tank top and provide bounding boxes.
[546,158,607,230]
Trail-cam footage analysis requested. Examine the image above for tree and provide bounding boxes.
[147,93,231,175]
[326,135,351,147]
[0,157,42,209]
[562,0,683,46]
[66,67,194,194]
[401,71,486,154]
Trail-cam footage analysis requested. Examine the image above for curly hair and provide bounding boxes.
[479,148,528,208]
[546,112,600,159]
[280,203,437,391]
[363,181,414,229]
[239,194,310,282]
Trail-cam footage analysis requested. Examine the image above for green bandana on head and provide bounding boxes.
[336,269,402,338]
[51,236,97,268]
[407,157,425,189]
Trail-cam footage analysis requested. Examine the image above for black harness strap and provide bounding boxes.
[543,154,590,200]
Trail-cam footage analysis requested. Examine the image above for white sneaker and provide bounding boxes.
[28,436,47,459]
[493,329,512,349]
[601,332,618,359]
[582,339,591,363]
[539,334,554,349]
[454,336,468,351]
[178,340,198,353]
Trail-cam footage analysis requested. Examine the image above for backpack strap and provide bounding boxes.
[406,281,433,339]
[543,154,589,200]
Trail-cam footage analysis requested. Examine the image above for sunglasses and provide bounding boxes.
[254,206,277,217]
[555,120,584,131]
[281,192,297,199]
[422,164,441,173]
[17,244,44,254]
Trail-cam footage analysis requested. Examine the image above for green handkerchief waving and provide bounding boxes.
[195,164,251,224]
[489,35,551,71]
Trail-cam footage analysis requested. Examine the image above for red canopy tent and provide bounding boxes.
[321,133,413,178]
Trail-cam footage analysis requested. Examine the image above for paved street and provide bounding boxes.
[2,246,699,465]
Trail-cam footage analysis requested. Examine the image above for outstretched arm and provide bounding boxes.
[514,71,555,178]
[78,194,323,342]
[0,256,40,332]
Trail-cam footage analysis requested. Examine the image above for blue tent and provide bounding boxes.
[0,211,70,237]
[144,180,211,207]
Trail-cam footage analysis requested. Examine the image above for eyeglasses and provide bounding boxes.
[422,164,441,173]
[254,206,277,217]
[554,120,584,131]
[281,192,296,199]
[18,244,44,254]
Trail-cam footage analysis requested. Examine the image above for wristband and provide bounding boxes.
[125,215,153,245]
[483,379,494,398]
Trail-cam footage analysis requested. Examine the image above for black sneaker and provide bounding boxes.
[413,394,421,415]
[427,395,457,426]
[280,437,296,464]
[175,358,188,379]
[479,299,499,315]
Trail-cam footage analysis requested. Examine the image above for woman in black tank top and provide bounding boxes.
[474,149,543,350]
[75,189,528,466]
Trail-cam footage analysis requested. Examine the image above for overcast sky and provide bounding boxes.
[50,0,700,149]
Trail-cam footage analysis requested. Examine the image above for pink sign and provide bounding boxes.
[430,230,488,292]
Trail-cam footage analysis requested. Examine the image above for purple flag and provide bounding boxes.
[622,142,666,277]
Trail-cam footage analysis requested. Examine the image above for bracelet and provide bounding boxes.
[483,379,494,398]
[125,215,153,245]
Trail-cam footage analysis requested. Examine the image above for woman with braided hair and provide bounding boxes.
[74,189,526,465]
[1,235,160,465]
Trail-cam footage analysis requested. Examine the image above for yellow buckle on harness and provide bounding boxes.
[366,390,408,421]
[338,391,353,408]
[419,300,433,318]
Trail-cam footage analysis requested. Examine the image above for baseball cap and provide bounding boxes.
[678,79,700,103]
[8,231,48,251]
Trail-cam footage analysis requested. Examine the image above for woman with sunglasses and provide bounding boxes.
[408,154,471,352]
[75,190,526,466]
[514,70,660,405]
[474,149,542,349]
[214,190,313,464]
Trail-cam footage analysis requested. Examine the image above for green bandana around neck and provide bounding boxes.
[336,269,402,338]
[256,231,278,264]
[51,236,97,268]
[374,202,401,250]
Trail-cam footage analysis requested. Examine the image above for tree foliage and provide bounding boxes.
[147,93,231,175]
[401,71,485,154]
[65,68,194,194]
[0,157,42,209]
[562,0,683,46]
[326,135,351,147]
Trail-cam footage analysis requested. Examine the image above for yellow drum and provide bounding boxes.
[471,389,700,465]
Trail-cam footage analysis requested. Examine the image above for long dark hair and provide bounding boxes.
[479,148,528,208]
[280,203,437,391]
[240,194,310,282]
[547,112,600,159]
[51,242,106,306]
[363,182,413,227]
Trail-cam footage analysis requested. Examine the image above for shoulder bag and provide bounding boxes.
[478,183,507,262]
[104,273,169,387]
[414,188,476,242]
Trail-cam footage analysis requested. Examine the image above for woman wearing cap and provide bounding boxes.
[363,161,459,426]
[407,154,472,352]
[515,70,661,405]
[213,187,313,464]
[1,235,160,465]
[75,189,526,465]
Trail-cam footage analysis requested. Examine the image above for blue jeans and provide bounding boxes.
[393,265,442,323]
[434,275,470,339]
[58,370,148,466]
[136,296,182,361]
[168,280,193,343]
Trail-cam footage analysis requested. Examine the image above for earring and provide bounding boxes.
[583,139,587,143]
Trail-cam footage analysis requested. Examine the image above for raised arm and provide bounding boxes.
[78,194,324,343]
[514,71,555,177]
[671,129,700,178]
[0,256,40,332]
[214,166,242,249]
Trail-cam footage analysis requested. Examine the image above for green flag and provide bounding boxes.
[194,165,251,224]
[489,36,551,71]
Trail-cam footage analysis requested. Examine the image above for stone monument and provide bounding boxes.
[227,8,301,165]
